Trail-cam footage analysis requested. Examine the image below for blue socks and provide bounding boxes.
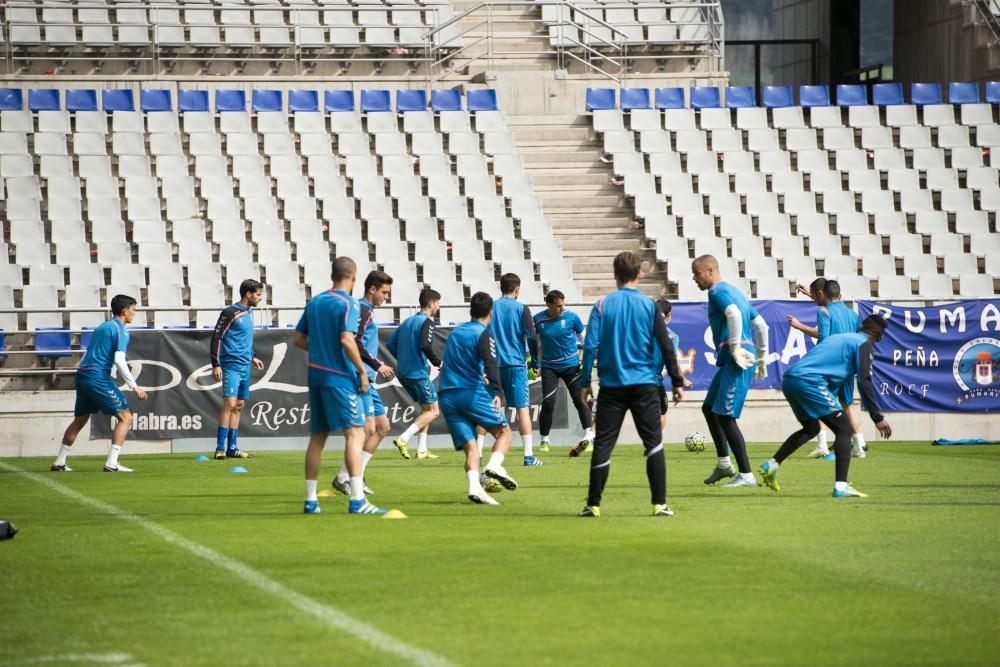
[227,428,239,452]
[216,427,229,451]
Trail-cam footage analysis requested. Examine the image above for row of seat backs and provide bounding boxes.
[586,82,1000,112]
[0,87,499,113]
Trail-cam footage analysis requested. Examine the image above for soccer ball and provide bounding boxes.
[684,432,707,452]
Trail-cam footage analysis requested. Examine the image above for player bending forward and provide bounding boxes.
[758,315,892,498]
[52,295,147,473]
[388,288,444,460]
[438,292,517,505]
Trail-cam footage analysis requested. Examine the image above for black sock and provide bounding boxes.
[718,416,750,473]
[774,420,821,463]
[645,447,666,505]
[820,412,854,483]
[702,403,729,458]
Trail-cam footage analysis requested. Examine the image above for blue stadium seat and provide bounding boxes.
[654,87,685,109]
[140,89,172,112]
[66,89,99,112]
[620,88,651,110]
[35,328,72,362]
[361,89,391,113]
[799,85,830,107]
[252,90,282,112]
[325,89,355,112]
[836,84,867,106]
[910,82,942,106]
[987,81,1000,104]
[585,88,616,111]
[79,328,94,351]
[29,88,60,111]
[0,89,23,111]
[872,82,904,106]
[396,89,427,112]
[949,82,980,105]
[288,90,319,112]
[179,90,210,112]
[467,89,498,112]
[431,89,462,112]
[103,89,135,112]
[216,90,247,112]
[0,332,6,361]
[725,86,755,108]
[690,86,721,109]
[762,86,793,108]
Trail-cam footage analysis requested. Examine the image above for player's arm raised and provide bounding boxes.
[858,341,891,439]
[653,302,684,403]
[786,315,819,339]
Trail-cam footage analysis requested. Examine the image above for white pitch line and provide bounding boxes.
[0,653,140,666]
[0,462,460,667]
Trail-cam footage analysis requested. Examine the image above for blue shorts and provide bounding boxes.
[439,386,508,450]
[837,378,855,406]
[704,361,753,418]
[783,375,843,424]
[309,386,365,433]
[401,377,438,405]
[222,364,251,401]
[360,383,386,418]
[75,373,129,417]
[499,365,530,409]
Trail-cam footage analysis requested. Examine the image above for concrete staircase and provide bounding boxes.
[507,114,667,300]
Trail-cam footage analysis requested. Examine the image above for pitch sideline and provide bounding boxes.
[0,461,460,667]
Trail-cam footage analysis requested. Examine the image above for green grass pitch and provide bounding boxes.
[2,442,999,667]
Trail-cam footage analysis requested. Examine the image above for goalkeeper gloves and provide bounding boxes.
[731,347,756,370]
[754,359,768,381]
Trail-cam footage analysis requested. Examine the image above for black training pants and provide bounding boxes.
[539,366,593,436]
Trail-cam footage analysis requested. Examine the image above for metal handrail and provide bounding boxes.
[971,0,1000,47]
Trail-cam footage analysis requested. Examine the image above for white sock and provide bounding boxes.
[852,433,866,449]
[477,434,486,464]
[767,458,779,470]
[486,451,504,470]
[522,434,533,458]
[361,450,373,473]
[541,435,550,444]
[401,423,420,442]
[741,472,755,481]
[349,476,365,501]
[834,481,848,492]
[417,431,428,454]
[817,429,829,451]
[55,444,71,466]
[466,470,482,495]
[336,463,349,483]
[717,456,731,469]
[584,428,595,441]
[106,444,122,468]
[305,479,318,501]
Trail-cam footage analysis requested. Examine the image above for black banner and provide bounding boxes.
[92,327,567,440]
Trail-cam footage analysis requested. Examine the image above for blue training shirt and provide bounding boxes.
[78,318,129,378]
[210,303,254,367]
[707,281,759,367]
[786,332,867,389]
[817,300,861,341]
[581,288,683,389]
[532,309,583,370]
[438,320,504,401]
[386,312,442,380]
[295,289,361,389]
[489,296,538,368]
[653,327,681,380]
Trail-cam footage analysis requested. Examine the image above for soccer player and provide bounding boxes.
[331,270,394,495]
[758,315,892,497]
[787,278,867,459]
[654,299,693,432]
[692,255,770,488]
[293,257,386,516]
[578,252,685,517]
[210,278,265,460]
[438,292,516,505]
[51,294,148,472]
[532,289,594,456]
[489,273,542,466]
[388,288,443,460]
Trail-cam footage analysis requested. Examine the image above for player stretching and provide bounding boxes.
[210,279,264,460]
[692,255,769,488]
[532,289,594,456]
[388,288,443,460]
[293,257,386,515]
[52,295,147,472]
[331,271,394,495]
[787,278,867,459]
[489,273,542,466]
[578,252,685,517]
[439,292,517,504]
[759,316,892,497]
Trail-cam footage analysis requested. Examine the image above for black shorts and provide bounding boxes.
[658,385,668,416]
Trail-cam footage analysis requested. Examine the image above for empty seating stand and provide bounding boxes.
[587,82,1000,300]
[0,85,578,332]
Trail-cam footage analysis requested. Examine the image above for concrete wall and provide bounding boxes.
[892,0,993,84]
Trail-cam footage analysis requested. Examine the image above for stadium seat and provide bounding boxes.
[725,86,755,108]
[103,89,135,112]
[911,83,942,106]
[35,328,72,361]
[655,87,685,110]
[836,84,867,107]
[762,86,793,109]
[397,89,427,113]
[467,90,498,112]
[361,90,391,113]
[179,90,210,113]
[216,90,247,112]
[873,82,905,106]
[66,89,99,112]
[431,90,462,112]
[0,89,23,111]
[586,88,616,111]
[252,90,283,113]
[690,87,721,109]
[986,82,1000,104]
[799,85,830,107]
[620,88,651,111]
[141,90,172,113]
[288,90,319,113]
